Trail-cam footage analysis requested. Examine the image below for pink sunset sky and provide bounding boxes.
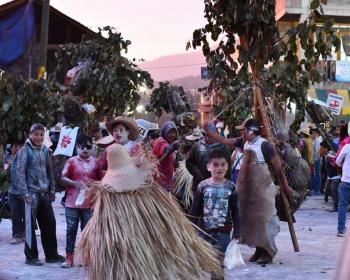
[0,0,207,61]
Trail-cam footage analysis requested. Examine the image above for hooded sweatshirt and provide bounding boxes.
[9,139,55,196]
[153,121,177,191]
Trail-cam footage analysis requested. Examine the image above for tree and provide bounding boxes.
[55,26,154,121]
[0,72,61,144]
[190,0,340,131]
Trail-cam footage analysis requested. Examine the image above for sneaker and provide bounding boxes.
[25,259,44,266]
[46,254,65,263]
[338,231,346,237]
[10,237,24,244]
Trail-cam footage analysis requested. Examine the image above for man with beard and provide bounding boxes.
[203,118,293,265]
[186,123,231,192]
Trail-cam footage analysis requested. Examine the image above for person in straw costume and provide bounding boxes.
[76,143,222,280]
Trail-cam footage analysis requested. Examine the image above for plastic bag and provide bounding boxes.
[75,189,86,206]
[224,239,245,270]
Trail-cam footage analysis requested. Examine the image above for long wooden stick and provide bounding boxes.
[254,85,300,253]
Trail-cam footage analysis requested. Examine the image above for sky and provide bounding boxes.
[0,0,207,61]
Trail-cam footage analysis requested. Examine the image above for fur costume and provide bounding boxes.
[76,144,221,280]
[237,149,280,258]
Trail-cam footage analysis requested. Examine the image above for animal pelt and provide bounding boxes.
[237,149,280,257]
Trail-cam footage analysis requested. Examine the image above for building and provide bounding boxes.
[0,0,95,80]
[277,0,350,117]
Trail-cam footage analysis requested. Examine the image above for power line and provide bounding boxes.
[141,62,206,70]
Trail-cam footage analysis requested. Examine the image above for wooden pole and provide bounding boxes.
[255,86,300,252]
[38,0,50,79]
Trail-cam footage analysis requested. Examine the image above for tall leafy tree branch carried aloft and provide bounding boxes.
[189,0,340,131]
[55,26,154,120]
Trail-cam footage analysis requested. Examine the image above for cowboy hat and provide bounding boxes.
[105,117,139,141]
[96,135,115,147]
[298,127,311,137]
[185,128,202,141]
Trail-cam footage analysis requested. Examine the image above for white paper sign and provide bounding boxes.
[336,61,350,82]
[53,126,79,156]
[327,93,344,115]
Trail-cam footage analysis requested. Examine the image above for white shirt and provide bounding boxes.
[336,144,350,183]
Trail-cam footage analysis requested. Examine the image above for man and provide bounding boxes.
[186,123,231,191]
[203,118,293,264]
[311,128,322,194]
[336,141,350,237]
[15,123,64,266]
[152,121,179,192]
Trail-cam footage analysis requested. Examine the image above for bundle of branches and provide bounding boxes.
[172,160,194,209]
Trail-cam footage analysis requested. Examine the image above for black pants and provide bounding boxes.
[8,193,25,238]
[24,192,59,261]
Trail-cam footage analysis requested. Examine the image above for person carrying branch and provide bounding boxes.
[203,118,294,265]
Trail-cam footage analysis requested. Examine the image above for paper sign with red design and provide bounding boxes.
[53,126,79,156]
[327,93,344,116]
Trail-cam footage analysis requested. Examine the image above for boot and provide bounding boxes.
[248,248,261,262]
[61,252,74,268]
[257,249,273,265]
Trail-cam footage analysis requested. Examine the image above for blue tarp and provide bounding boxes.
[0,1,35,66]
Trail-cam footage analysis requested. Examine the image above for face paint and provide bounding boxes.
[77,143,92,159]
[113,124,130,145]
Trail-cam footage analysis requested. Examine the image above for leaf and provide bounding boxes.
[2,102,10,112]
[310,0,320,10]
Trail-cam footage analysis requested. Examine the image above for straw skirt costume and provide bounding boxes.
[76,144,221,280]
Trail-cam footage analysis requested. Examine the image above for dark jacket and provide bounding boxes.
[186,140,231,191]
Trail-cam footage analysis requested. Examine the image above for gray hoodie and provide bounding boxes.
[9,139,55,196]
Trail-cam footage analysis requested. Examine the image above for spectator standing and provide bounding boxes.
[336,141,350,237]
[190,149,240,258]
[61,134,102,268]
[152,121,179,192]
[7,142,25,244]
[311,128,322,193]
[15,123,64,266]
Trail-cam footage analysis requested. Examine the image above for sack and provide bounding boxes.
[224,240,245,270]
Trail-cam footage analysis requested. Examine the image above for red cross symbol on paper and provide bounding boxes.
[329,100,339,108]
[60,135,72,148]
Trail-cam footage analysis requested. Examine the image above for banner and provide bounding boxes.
[336,61,350,82]
[53,126,79,157]
[327,93,344,115]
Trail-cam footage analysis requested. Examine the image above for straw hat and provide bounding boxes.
[298,127,311,137]
[101,144,148,192]
[185,128,202,141]
[96,135,115,147]
[105,117,139,141]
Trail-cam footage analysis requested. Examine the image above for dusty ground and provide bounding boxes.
[0,193,347,280]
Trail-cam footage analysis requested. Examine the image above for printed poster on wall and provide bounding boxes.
[336,61,350,82]
[327,93,344,115]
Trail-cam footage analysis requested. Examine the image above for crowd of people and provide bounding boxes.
[0,116,349,278]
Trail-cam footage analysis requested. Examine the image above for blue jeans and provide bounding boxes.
[65,207,92,253]
[311,160,321,193]
[201,231,230,254]
[338,182,350,233]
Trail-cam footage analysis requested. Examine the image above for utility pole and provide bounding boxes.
[38,0,50,79]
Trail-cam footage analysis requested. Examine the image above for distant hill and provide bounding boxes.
[139,50,206,81]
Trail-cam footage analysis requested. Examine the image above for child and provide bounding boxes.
[61,134,102,268]
[190,149,240,257]
[15,123,64,266]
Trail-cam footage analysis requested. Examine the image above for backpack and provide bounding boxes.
[10,144,48,184]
